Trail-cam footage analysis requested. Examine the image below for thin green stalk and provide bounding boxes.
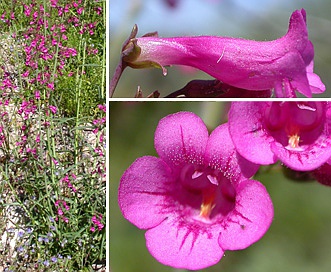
[51,42,60,87]
[45,121,56,209]
[74,40,87,169]
[43,0,47,37]
[101,29,106,99]
[74,0,88,170]
[101,0,106,99]
[40,0,62,199]
[36,96,57,223]
[99,231,106,260]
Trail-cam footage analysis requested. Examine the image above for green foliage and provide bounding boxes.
[0,0,106,270]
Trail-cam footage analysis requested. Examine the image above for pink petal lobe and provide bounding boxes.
[285,9,308,52]
[154,111,209,168]
[270,138,331,171]
[118,156,173,229]
[228,102,277,165]
[306,61,326,93]
[145,217,224,270]
[205,123,259,179]
[219,180,274,250]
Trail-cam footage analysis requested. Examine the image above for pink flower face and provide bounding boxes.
[122,9,324,98]
[119,112,273,270]
[228,102,331,171]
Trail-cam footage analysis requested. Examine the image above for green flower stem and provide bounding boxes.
[101,0,106,100]
[74,0,88,170]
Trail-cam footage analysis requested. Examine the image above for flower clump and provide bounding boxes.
[90,214,104,232]
[1,0,104,116]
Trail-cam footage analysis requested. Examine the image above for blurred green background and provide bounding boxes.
[110,0,331,98]
[110,102,331,272]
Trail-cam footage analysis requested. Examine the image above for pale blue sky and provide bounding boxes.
[110,0,310,37]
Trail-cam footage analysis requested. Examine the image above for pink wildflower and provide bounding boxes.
[22,70,30,77]
[1,12,6,21]
[55,200,70,223]
[228,102,331,171]
[90,215,104,232]
[119,112,273,270]
[61,175,77,193]
[49,105,57,114]
[52,158,59,165]
[47,82,54,90]
[50,0,58,8]
[23,5,31,17]
[98,104,106,112]
[122,9,324,97]
[77,7,84,14]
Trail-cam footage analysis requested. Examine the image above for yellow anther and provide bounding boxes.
[288,134,300,148]
[199,191,216,219]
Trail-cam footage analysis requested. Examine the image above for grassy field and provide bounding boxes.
[0,1,106,271]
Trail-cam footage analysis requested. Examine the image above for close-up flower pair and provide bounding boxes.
[116,101,331,270]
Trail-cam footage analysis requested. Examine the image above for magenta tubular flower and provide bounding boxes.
[228,102,331,171]
[123,9,324,97]
[119,112,273,270]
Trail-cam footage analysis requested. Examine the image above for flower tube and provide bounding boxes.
[122,9,325,97]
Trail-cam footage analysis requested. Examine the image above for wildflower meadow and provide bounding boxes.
[0,0,106,271]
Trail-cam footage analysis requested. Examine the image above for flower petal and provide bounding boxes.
[154,111,209,168]
[270,137,331,171]
[205,123,259,180]
[118,156,173,229]
[285,9,308,52]
[145,216,224,270]
[306,60,326,94]
[228,102,277,165]
[218,179,274,250]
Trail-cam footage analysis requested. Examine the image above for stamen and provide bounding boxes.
[297,103,316,111]
[207,174,219,185]
[192,170,203,179]
[199,189,216,219]
[200,202,215,219]
[288,134,300,148]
